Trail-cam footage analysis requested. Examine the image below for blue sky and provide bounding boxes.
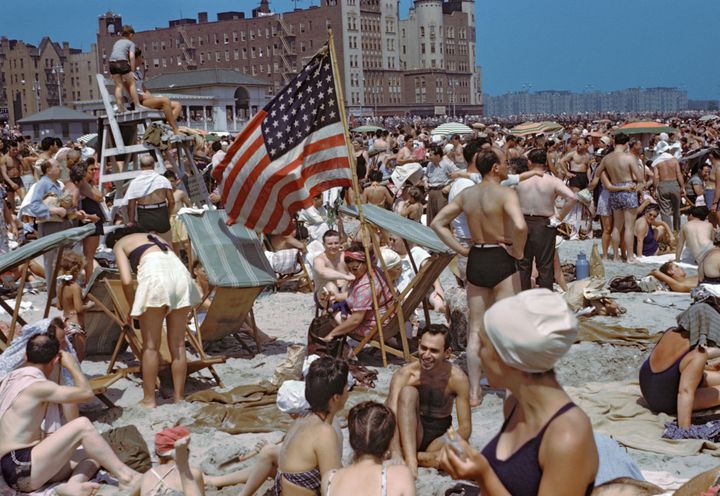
[1,0,718,99]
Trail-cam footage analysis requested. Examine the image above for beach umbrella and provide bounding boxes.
[77,133,97,145]
[431,122,473,136]
[351,125,385,133]
[612,121,677,135]
[509,121,563,136]
[700,114,720,122]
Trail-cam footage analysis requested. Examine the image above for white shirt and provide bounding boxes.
[211,150,227,169]
[397,246,431,293]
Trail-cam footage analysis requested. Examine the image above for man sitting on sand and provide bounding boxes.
[0,333,141,494]
[386,325,471,478]
[649,261,698,293]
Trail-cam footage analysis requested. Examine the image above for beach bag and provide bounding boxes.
[608,276,642,293]
[101,424,151,473]
[307,309,346,358]
[269,344,306,386]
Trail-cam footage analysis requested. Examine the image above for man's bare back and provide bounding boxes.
[362,183,393,208]
[679,218,714,261]
[655,158,682,183]
[603,150,638,185]
[516,174,575,217]
[462,182,522,253]
[0,379,50,455]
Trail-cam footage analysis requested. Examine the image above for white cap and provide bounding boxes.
[659,132,669,141]
[380,247,402,269]
[443,143,455,155]
[483,289,577,373]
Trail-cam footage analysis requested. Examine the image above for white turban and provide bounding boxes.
[483,289,577,373]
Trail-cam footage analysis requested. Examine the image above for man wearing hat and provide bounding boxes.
[652,141,686,231]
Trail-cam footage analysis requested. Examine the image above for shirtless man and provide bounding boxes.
[601,133,642,262]
[38,136,59,161]
[387,325,471,478]
[650,261,698,293]
[395,140,414,166]
[312,229,353,306]
[163,170,193,269]
[1,140,24,206]
[559,138,591,191]
[0,333,140,493]
[708,149,720,219]
[126,155,174,243]
[653,146,686,231]
[676,206,714,265]
[431,148,527,405]
[361,170,393,208]
[516,149,577,290]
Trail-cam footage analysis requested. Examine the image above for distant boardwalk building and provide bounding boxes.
[95,0,482,118]
[485,87,689,117]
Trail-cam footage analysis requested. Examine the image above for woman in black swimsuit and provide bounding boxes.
[438,289,597,496]
[79,158,106,281]
[640,327,720,429]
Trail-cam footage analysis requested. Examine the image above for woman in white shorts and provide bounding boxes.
[107,227,201,407]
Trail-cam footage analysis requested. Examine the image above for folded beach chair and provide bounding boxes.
[339,205,455,366]
[180,209,277,354]
[103,278,225,387]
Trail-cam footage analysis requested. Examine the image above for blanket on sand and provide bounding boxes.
[577,321,659,349]
[566,381,720,457]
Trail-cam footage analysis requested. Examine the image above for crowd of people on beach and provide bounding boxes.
[2,74,720,496]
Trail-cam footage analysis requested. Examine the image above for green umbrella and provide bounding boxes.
[351,125,385,133]
[509,121,563,136]
[431,122,474,136]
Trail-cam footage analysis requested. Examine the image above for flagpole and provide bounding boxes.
[327,29,389,366]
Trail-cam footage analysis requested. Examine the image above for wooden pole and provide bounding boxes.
[328,29,388,365]
[8,261,31,342]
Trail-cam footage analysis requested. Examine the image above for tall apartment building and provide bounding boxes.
[0,37,99,125]
[485,87,689,117]
[95,0,482,117]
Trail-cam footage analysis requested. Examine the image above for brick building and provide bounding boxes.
[95,0,482,117]
[0,37,99,125]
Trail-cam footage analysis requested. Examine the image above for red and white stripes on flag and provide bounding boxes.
[212,46,352,234]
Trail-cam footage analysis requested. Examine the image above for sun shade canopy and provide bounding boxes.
[0,224,95,274]
[340,204,454,254]
[180,209,275,288]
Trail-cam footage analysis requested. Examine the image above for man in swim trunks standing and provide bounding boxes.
[559,138,591,191]
[602,132,642,262]
[431,148,527,406]
[0,333,141,493]
[0,140,24,206]
[387,325,471,478]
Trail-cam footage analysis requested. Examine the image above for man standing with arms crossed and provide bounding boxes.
[603,133,642,263]
[431,149,527,406]
[653,142,686,231]
[516,149,577,290]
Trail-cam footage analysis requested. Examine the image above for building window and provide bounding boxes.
[233,32,238,42]
[225,50,230,61]
[224,34,229,44]
[215,51,221,62]
[241,32,246,41]
[153,58,160,68]
[234,49,239,60]
[242,48,247,59]
[420,26,425,37]
[214,34,219,45]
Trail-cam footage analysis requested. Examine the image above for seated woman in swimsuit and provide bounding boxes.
[438,289,598,496]
[322,243,395,344]
[274,357,349,496]
[322,401,414,496]
[639,327,720,428]
[106,226,201,407]
[140,426,204,496]
[633,204,674,258]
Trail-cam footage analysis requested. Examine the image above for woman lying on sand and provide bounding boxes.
[438,289,598,495]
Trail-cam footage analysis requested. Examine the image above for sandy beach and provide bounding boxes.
[5,232,713,495]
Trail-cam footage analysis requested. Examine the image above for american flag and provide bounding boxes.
[212,46,352,234]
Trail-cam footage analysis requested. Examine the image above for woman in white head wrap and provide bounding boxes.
[438,289,598,496]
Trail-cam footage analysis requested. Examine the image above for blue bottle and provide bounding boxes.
[576,252,590,280]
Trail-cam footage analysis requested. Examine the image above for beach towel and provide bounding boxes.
[566,381,720,457]
[676,302,720,348]
[0,367,63,436]
[635,253,698,269]
[117,170,171,206]
[577,321,659,349]
[652,152,675,168]
[663,420,720,442]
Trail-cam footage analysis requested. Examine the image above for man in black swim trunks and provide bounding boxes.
[386,325,471,479]
[0,333,141,493]
[432,148,527,406]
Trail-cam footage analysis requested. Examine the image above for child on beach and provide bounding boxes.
[56,251,93,361]
[108,25,142,113]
